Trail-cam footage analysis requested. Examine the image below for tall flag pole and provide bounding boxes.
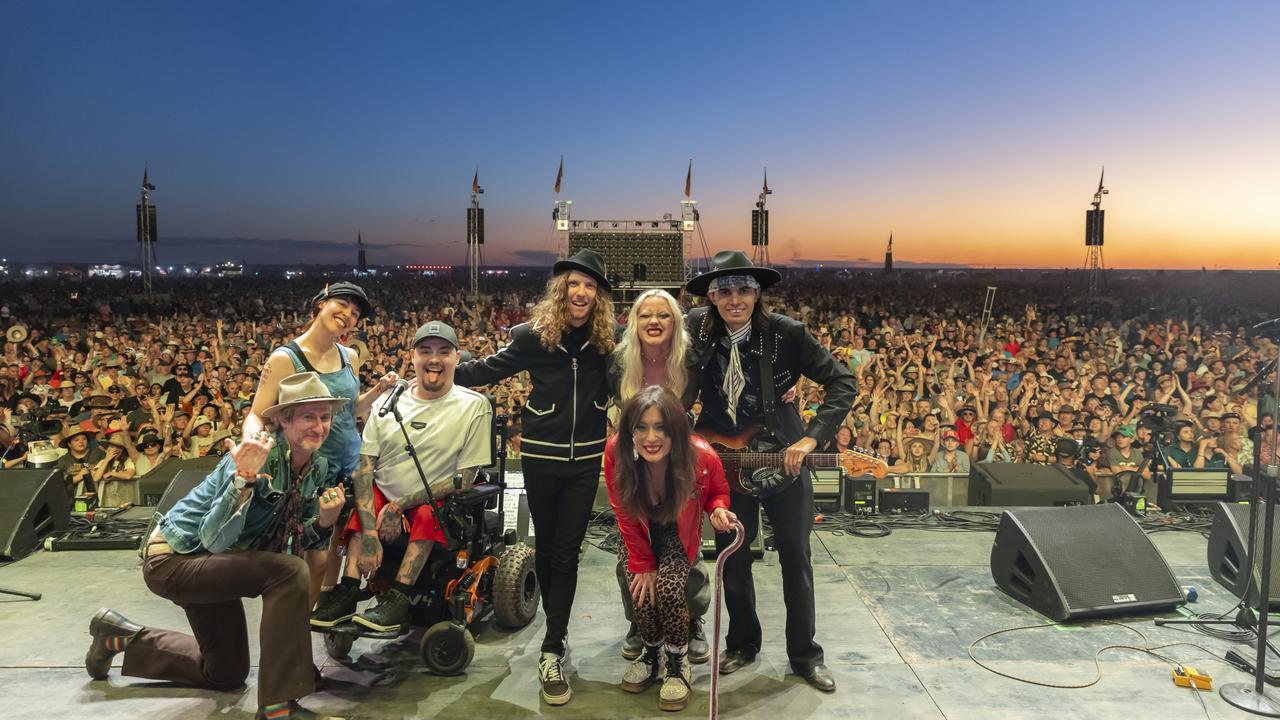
[554,155,564,194]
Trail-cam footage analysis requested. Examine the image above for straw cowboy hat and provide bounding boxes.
[261,372,349,420]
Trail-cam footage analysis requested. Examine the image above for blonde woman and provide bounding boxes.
[610,289,689,403]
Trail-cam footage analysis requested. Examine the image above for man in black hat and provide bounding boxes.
[1024,411,1058,464]
[683,250,855,692]
[455,248,615,706]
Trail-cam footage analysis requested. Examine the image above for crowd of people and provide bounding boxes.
[2,268,1275,505]
[1,262,1278,719]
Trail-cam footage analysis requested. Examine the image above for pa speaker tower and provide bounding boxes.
[990,504,1182,621]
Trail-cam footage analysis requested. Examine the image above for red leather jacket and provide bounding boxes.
[605,433,730,573]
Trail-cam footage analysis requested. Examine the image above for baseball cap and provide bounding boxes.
[412,321,459,349]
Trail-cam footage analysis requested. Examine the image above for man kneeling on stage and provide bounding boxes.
[85,372,348,720]
[310,320,492,634]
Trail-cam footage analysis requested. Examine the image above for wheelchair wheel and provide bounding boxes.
[324,632,354,660]
[421,621,475,675]
[493,543,539,628]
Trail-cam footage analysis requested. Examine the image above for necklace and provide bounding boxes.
[642,352,668,365]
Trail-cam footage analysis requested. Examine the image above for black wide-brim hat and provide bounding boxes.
[553,248,611,293]
[686,250,782,297]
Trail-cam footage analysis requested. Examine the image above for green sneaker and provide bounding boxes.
[352,588,410,633]
[310,581,360,628]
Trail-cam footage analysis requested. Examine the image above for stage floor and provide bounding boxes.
[0,510,1268,719]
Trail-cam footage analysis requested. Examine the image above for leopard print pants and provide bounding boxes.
[619,523,690,646]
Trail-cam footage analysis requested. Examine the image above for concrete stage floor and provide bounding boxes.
[0,510,1271,719]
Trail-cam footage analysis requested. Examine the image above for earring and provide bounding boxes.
[632,446,639,461]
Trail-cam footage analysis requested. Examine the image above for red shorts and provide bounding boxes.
[343,484,446,545]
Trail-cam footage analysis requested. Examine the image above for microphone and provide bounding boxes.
[377,379,410,418]
[1252,318,1280,337]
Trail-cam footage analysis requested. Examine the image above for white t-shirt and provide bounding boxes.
[360,384,493,503]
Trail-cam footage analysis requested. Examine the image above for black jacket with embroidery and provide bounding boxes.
[454,322,610,462]
[683,305,856,446]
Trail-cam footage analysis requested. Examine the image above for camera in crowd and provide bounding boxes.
[13,405,64,441]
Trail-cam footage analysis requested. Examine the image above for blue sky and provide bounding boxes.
[2,1,1277,268]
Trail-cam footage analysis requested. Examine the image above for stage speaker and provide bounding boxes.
[0,469,70,560]
[1207,501,1280,610]
[138,455,220,506]
[141,469,211,543]
[969,463,1091,507]
[990,503,1182,621]
[811,467,843,511]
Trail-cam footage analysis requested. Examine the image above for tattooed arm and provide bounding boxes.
[394,467,481,512]
[352,453,383,575]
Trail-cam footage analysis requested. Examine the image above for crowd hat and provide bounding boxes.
[261,372,349,421]
[552,248,611,292]
[686,250,782,297]
[312,281,373,320]
[59,427,94,448]
[412,321,459,349]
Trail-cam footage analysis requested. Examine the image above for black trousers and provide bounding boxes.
[521,456,602,655]
[714,469,823,672]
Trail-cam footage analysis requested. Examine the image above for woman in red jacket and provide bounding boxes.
[605,385,736,712]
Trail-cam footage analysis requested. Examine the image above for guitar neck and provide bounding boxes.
[730,453,843,469]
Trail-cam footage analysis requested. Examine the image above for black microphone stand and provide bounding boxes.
[1221,351,1280,715]
[1157,361,1280,661]
[385,390,455,549]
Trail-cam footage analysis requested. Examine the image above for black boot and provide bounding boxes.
[621,622,643,660]
[688,616,710,664]
[86,608,142,680]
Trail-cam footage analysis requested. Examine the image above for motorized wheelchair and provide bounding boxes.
[314,408,539,675]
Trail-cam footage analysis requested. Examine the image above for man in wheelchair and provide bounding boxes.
[311,321,492,634]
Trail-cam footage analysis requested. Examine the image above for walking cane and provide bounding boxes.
[709,519,745,720]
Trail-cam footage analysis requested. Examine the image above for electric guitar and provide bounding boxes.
[697,425,889,497]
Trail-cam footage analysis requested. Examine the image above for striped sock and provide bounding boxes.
[102,634,133,653]
[261,702,290,719]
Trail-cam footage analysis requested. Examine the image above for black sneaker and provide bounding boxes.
[688,617,710,664]
[538,651,572,705]
[621,622,643,660]
[352,588,410,633]
[310,582,360,628]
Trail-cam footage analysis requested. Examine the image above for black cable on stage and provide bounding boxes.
[968,619,1231,719]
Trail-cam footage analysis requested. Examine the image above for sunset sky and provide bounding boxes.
[2,1,1278,270]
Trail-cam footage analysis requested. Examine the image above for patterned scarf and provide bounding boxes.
[721,324,752,425]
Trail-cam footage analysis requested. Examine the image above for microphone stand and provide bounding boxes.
[1220,344,1280,715]
[386,389,455,550]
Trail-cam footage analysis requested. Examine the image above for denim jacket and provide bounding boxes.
[155,432,331,554]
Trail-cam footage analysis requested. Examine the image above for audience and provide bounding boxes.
[1,270,1276,507]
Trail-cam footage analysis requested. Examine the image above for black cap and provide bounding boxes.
[1054,438,1080,457]
[312,281,373,320]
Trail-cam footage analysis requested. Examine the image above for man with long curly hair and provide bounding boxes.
[454,248,615,706]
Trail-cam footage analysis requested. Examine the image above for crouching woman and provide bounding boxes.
[605,385,737,712]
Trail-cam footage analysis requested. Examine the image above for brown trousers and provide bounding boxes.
[121,549,315,706]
